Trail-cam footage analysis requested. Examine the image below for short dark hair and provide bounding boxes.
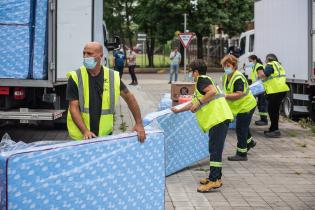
[189,59,207,75]
[266,53,278,62]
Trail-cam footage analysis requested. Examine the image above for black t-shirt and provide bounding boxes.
[226,78,245,92]
[66,67,127,135]
[197,77,213,95]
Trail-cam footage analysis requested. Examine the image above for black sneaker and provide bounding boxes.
[255,120,268,126]
[247,140,256,151]
[264,130,281,138]
[228,155,248,161]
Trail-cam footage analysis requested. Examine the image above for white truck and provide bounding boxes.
[0,0,119,125]
[238,0,315,120]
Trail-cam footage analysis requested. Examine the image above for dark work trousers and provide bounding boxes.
[236,107,255,157]
[128,65,138,83]
[208,120,230,181]
[115,66,124,79]
[257,93,268,122]
[266,91,287,131]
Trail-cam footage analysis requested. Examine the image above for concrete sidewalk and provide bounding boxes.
[117,73,315,210]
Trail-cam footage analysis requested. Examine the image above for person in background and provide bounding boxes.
[127,48,138,85]
[221,54,257,161]
[169,46,181,84]
[66,42,145,142]
[172,59,233,193]
[257,53,290,138]
[113,48,126,78]
[248,55,268,126]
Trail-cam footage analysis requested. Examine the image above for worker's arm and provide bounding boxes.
[120,89,146,143]
[225,91,244,100]
[257,69,266,79]
[171,102,193,113]
[69,100,96,139]
[225,78,246,101]
[190,84,217,112]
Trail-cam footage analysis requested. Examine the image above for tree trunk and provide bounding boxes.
[124,1,133,49]
[196,32,203,59]
[146,37,155,67]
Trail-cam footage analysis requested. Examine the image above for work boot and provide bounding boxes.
[197,179,222,193]
[255,120,268,126]
[200,178,222,185]
[247,140,256,152]
[199,178,210,185]
[264,130,281,138]
[228,154,247,161]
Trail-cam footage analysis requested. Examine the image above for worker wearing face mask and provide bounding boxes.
[66,42,146,142]
[172,59,233,193]
[248,55,268,126]
[221,54,257,161]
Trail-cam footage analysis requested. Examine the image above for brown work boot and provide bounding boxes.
[197,179,223,193]
[199,178,210,185]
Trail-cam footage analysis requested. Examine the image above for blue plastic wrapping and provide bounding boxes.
[32,0,48,79]
[250,80,265,96]
[157,93,172,111]
[144,106,209,176]
[0,25,30,79]
[0,0,31,24]
[0,131,165,210]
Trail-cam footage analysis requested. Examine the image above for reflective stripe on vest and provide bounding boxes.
[222,71,257,115]
[210,162,222,167]
[66,66,120,140]
[193,75,233,132]
[76,69,116,114]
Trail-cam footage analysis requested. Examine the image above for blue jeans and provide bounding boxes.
[169,64,179,82]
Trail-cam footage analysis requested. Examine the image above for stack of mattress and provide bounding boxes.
[0,0,48,80]
[0,131,165,209]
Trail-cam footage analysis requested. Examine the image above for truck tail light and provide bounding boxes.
[0,87,9,95]
[14,87,25,100]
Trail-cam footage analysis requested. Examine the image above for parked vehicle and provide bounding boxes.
[238,0,315,120]
[0,0,119,125]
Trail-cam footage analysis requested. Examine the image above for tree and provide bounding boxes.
[220,0,254,36]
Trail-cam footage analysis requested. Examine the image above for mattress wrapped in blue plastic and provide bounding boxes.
[0,25,30,79]
[32,0,48,79]
[0,0,31,24]
[0,130,165,210]
[144,106,209,176]
[157,93,172,111]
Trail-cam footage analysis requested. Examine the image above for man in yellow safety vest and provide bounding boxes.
[66,42,146,141]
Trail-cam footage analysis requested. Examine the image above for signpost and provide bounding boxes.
[178,32,194,80]
[137,33,147,67]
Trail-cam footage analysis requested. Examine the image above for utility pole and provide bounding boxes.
[184,13,187,81]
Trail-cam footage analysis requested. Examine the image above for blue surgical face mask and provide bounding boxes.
[83,57,97,69]
[224,67,233,75]
[248,62,255,68]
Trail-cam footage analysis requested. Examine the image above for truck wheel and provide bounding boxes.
[282,92,293,119]
[310,91,315,122]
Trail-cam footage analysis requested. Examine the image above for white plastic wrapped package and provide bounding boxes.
[157,93,172,111]
[0,130,165,210]
[249,80,265,96]
[144,104,209,176]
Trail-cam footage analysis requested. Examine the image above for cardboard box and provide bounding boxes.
[171,82,195,101]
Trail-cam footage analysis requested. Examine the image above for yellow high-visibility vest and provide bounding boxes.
[263,61,290,94]
[66,66,120,140]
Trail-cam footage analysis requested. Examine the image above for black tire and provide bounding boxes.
[282,92,293,119]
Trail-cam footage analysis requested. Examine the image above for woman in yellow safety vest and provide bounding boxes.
[248,55,268,126]
[171,59,233,193]
[257,53,290,138]
[221,54,257,161]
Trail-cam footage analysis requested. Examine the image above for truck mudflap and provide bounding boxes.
[0,108,65,122]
